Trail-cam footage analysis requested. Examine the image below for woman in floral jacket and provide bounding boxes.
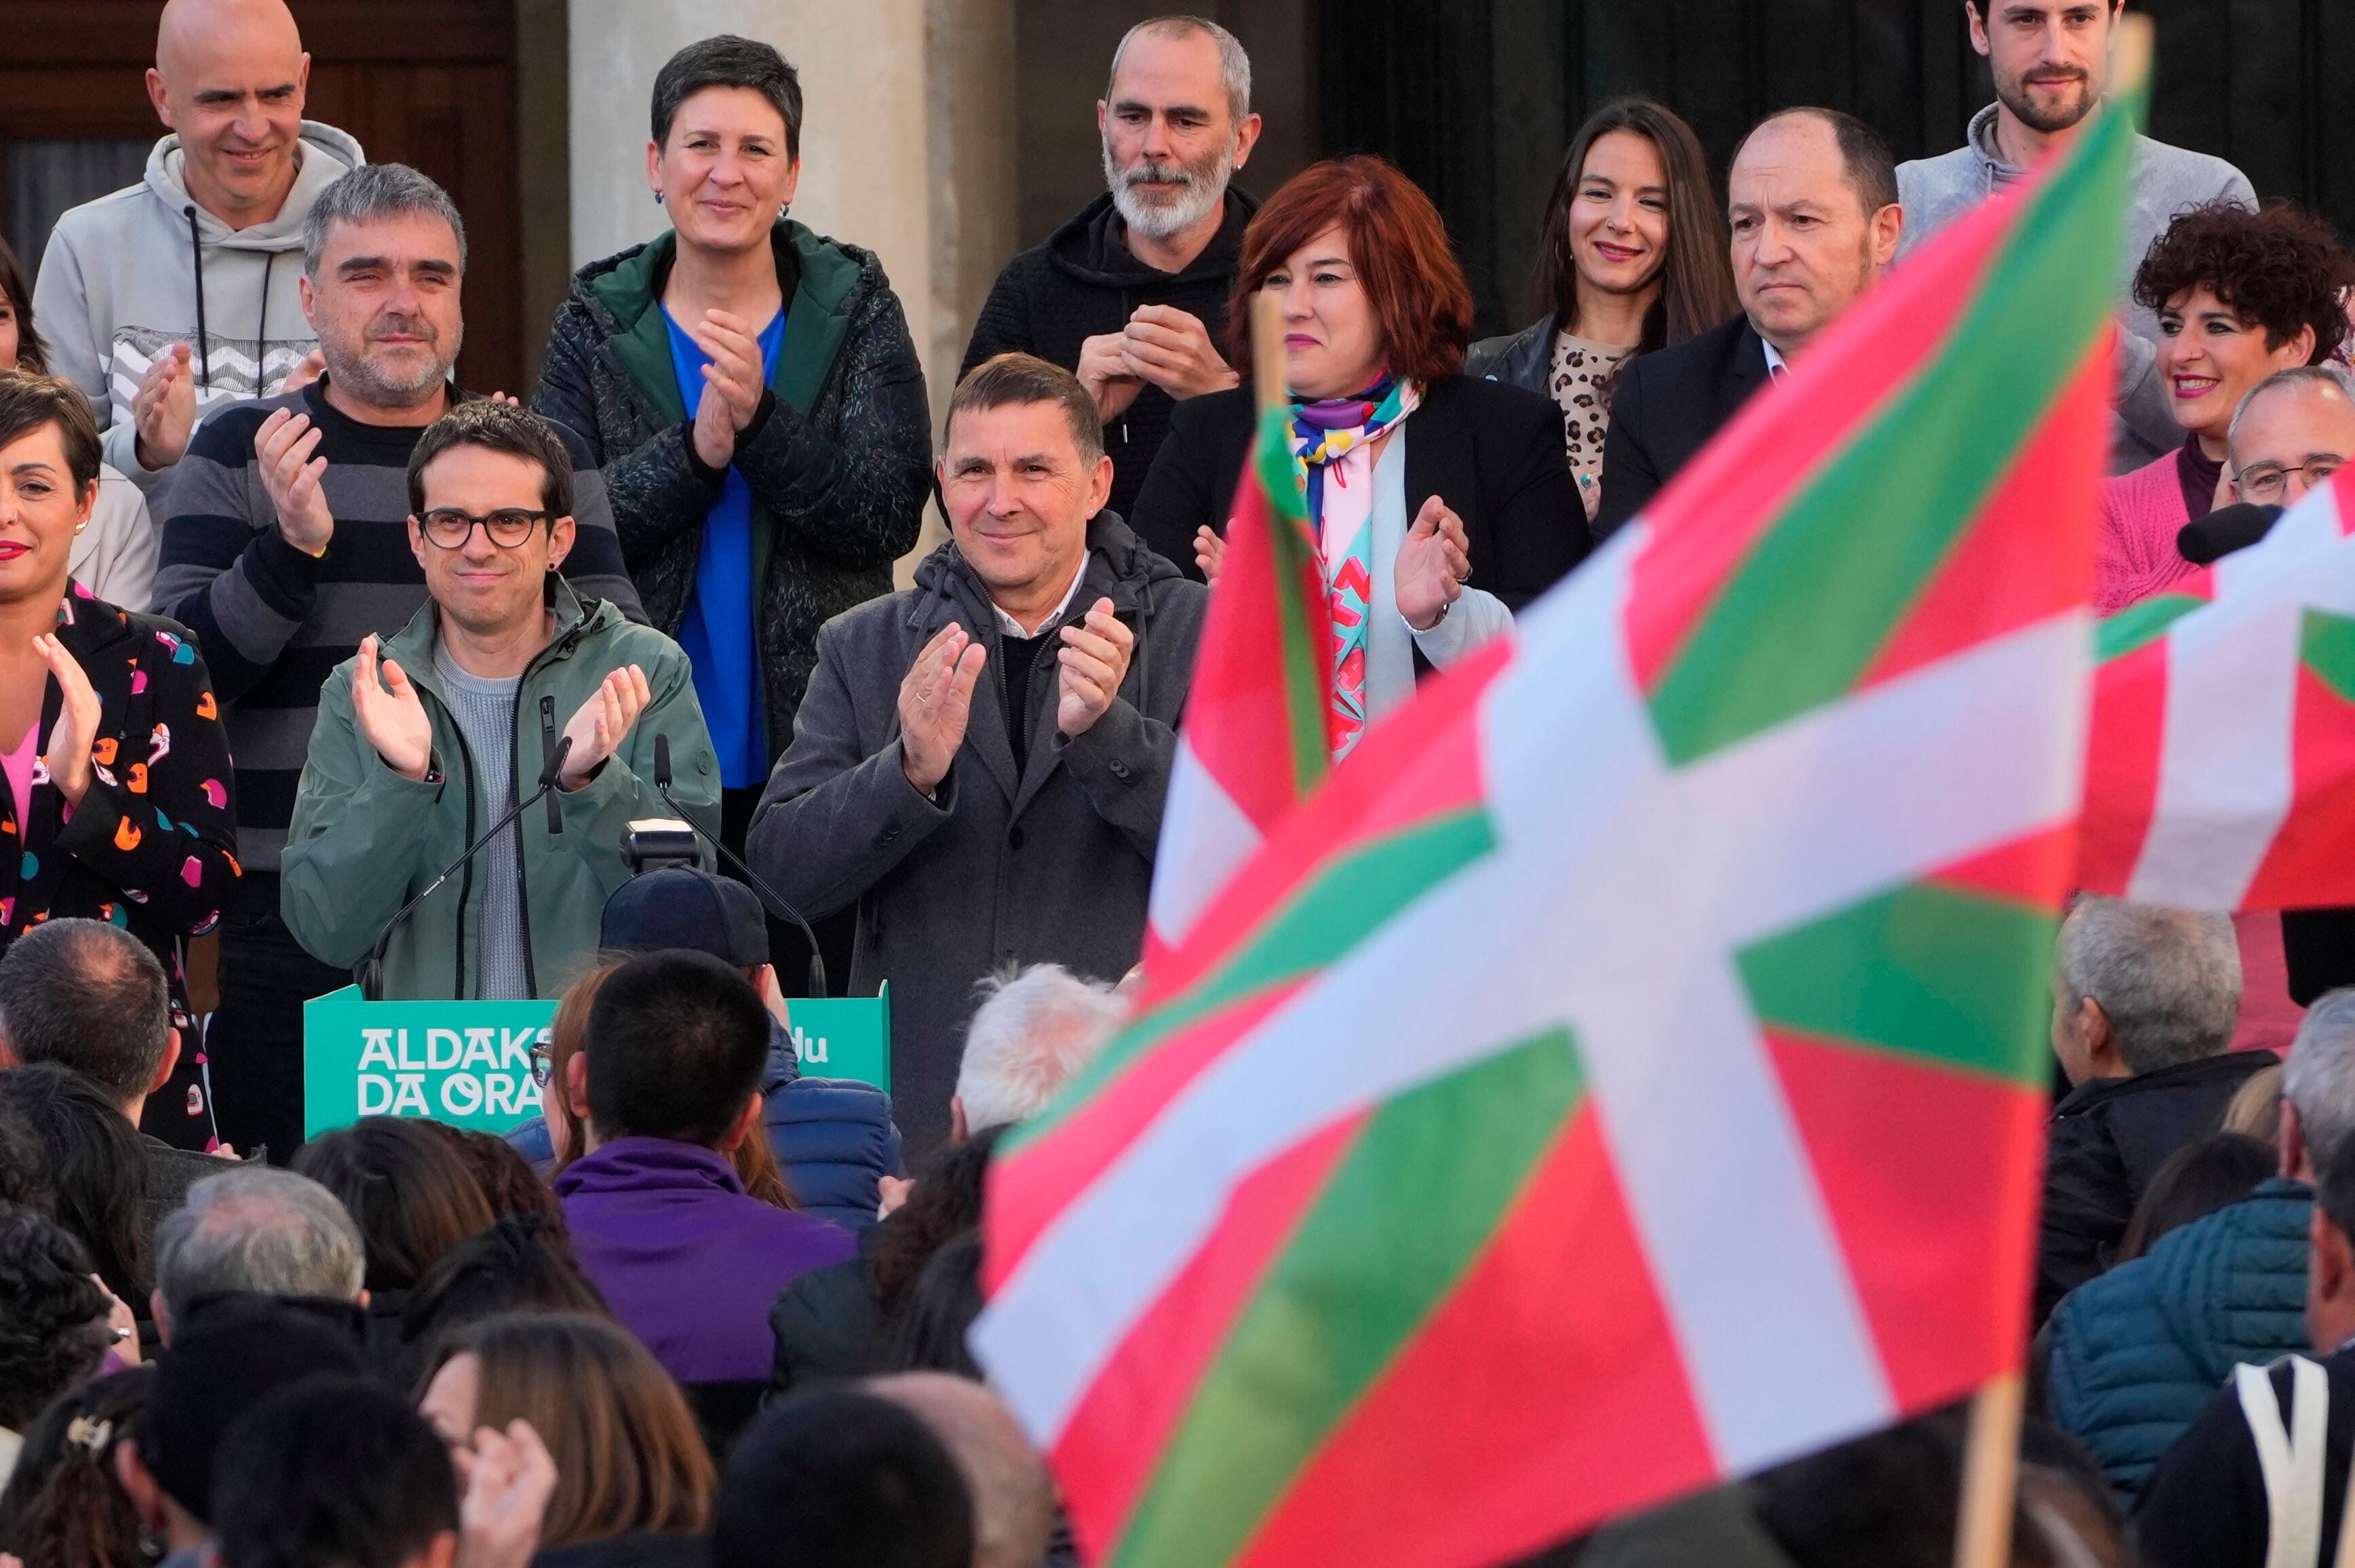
[0,372,238,1141]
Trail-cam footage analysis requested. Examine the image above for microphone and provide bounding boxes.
[2178,502,2282,566]
[361,737,574,1000]
[651,734,829,997]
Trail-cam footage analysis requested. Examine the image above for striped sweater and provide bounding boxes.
[152,380,643,872]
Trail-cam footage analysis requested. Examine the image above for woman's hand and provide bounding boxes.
[1394,496,1472,633]
[35,634,101,808]
[690,309,768,471]
[1194,526,1226,585]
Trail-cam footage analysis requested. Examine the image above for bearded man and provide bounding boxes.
[958,15,1263,517]
[154,161,642,1160]
[1895,0,2253,467]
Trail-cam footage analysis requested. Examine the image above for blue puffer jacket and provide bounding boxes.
[2046,1177,2312,1498]
[507,1017,905,1232]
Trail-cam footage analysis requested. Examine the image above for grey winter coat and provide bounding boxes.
[748,512,1207,1156]
[1896,102,2254,470]
[533,222,931,766]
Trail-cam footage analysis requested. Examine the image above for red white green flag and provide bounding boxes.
[2082,470,2355,910]
[1144,406,1334,964]
[977,94,2131,1568]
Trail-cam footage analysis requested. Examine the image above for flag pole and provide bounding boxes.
[1952,1368,2024,1568]
[1251,290,1287,418]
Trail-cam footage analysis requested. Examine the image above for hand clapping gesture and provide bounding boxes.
[1394,496,1473,633]
[132,342,197,471]
[688,309,768,471]
[352,635,434,782]
[1057,597,1133,738]
[34,633,101,808]
[254,406,336,555]
[557,667,651,788]
[898,624,986,796]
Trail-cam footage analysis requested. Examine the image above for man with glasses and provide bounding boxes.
[2230,366,2355,511]
[157,163,643,1158]
[281,399,718,1011]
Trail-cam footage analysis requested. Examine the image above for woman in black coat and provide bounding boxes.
[1130,156,1585,755]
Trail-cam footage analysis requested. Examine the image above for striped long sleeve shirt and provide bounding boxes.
[153,380,644,873]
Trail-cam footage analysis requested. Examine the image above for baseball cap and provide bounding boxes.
[601,867,767,968]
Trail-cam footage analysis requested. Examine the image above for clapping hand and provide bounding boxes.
[352,635,433,782]
[558,666,651,788]
[1394,496,1471,632]
[454,1419,558,1568]
[34,634,100,808]
[689,310,768,471]
[898,624,986,796]
[1194,526,1226,585]
[254,406,335,555]
[132,343,197,470]
[1056,597,1133,738]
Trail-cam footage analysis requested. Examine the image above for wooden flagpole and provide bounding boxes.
[1953,1367,2025,1568]
[1251,290,1287,417]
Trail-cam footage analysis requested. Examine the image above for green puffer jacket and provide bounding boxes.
[281,577,721,1000]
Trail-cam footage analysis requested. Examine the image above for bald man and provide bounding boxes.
[34,0,363,496]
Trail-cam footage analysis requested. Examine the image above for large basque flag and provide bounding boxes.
[2082,469,2355,910]
[975,87,2133,1568]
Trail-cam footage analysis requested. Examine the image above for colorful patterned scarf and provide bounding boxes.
[1291,375,1421,759]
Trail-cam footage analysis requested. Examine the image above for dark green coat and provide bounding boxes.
[533,222,931,766]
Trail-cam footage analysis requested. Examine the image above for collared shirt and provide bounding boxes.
[991,551,1093,638]
[1762,337,1791,381]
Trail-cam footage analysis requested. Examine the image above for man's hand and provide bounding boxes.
[689,309,767,471]
[1076,332,1144,423]
[353,635,433,782]
[34,634,100,808]
[1121,305,1239,400]
[454,1419,558,1568]
[1057,597,1133,738]
[558,666,651,788]
[132,343,198,471]
[899,624,985,796]
[1395,495,1471,633]
[1194,525,1226,585]
[254,407,334,555]
[279,347,328,396]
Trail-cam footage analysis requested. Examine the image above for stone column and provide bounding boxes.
[567,0,1017,577]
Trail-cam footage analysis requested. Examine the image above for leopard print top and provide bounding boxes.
[1548,331,1636,522]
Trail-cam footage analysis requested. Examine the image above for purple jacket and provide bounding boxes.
[556,1137,857,1386]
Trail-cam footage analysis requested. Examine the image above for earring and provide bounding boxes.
[779,203,790,221]
[654,191,665,205]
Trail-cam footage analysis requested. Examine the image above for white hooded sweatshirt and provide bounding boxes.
[32,121,364,492]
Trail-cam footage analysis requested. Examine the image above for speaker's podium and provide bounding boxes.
[300,984,891,1140]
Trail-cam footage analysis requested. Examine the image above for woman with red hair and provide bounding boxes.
[1131,155,1585,757]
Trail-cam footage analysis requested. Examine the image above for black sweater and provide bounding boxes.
[961,189,1258,518]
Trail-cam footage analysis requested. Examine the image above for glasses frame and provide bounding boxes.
[416,508,555,551]
[2234,456,2347,505]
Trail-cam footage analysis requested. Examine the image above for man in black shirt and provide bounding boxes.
[960,16,1262,517]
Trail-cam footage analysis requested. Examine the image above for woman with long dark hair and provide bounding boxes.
[1467,98,1738,525]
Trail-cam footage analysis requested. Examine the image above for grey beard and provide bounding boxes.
[1104,146,1232,241]
[329,337,459,406]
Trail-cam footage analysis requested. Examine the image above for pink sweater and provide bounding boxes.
[2095,451,2198,614]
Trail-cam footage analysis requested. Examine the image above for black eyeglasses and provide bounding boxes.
[418,509,552,549]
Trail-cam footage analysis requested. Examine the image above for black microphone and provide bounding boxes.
[2178,502,2283,566]
[651,734,828,998]
[361,736,574,1000]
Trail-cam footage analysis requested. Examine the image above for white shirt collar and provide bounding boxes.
[1760,337,1791,380]
[992,551,1092,638]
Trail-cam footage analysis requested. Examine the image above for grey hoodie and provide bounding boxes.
[1896,103,2253,470]
[32,121,364,490]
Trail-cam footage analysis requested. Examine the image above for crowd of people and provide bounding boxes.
[0,0,2351,1561]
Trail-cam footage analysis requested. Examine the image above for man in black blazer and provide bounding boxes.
[1593,107,1904,541]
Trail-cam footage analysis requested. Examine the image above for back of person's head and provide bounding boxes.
[0,918,172,1105]
[293,1118,496,1294]
[956,964,1125,1136]
[585,949,770,1148]
[0,1061,151,1305]
[0,1361,153,1568]
[2118,1131,2276,1261]
[0,1202,110,1431]
[867,1373,1054,1568]
[137,1296,366,1525]
[2224,1061,2286,1149]
[0,1097,42,1211]
[888,1231,983,1378]
[1754,1412,1962,1568]
[601,867,768,968]
[712,1388,974,1568]
[427,1312,711,1548]
[433,1124,568,1236]
[398,1214,607,1353]
[2286,989,2355,1183]
[872,1126,1004,1312]
[2056,897,2241,1074]
[153,1167,366,1327]
[212,1377,457,1568]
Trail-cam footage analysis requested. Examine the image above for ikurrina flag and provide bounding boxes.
[1144,405,1335,964]
[2082,470,2355,910]
[973,94,2132,1568]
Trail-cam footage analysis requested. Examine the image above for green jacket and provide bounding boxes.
[281,578,720,1000]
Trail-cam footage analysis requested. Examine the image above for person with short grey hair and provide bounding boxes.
[2038,896,2275,1322]
[2227,364,2355,510]
[952,964,1127,1142]
[153,158,641,1164]
[960,14,1264,518]
[150,1165,365,1344]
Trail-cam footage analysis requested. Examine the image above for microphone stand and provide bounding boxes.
[653,733,829,997]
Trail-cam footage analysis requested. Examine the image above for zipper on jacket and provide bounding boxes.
[451,722,478,1001]
[507,609,587,996]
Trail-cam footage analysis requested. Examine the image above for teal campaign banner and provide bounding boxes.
[302,983,891,1140]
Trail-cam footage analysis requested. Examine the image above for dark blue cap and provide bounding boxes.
[600,867,766,968]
